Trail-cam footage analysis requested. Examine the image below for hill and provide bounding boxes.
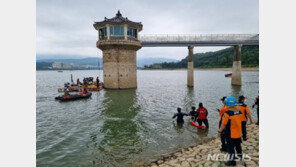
[36,56,178,70]
[36,54,86,60]
[144,46,259,69]
[137,58,177,67]
[36,62,53,70]
[37,57,102,66]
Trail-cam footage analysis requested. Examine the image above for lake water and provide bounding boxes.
[36,70,259,167]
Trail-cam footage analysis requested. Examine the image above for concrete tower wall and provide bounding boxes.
[98,40,141,89]
[102,48,137,89]
[118,49,137,89]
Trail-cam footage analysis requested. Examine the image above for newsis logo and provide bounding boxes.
[207,153,251,162]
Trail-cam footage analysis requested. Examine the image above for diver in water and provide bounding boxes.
[189,106,197,121]
[172,107,189,123]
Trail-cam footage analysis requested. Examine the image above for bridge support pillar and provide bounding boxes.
[231,45,242,85]
[187,46,194,87]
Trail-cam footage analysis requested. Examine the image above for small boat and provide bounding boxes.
[58,86,79,92]
[58,70,63,72]
[55,92,92,101]
[190,121,205,129]
[58,83,104,93]
[225,73,232,78]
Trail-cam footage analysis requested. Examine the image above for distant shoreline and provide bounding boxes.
[36,67,259,71]
[141,67,259,71]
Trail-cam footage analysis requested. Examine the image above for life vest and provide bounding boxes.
[238,103,250,122]
[219,106,227,118]
[222,110,243,139]
[197,108,207,119]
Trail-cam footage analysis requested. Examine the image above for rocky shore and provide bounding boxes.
[146,124,259,167]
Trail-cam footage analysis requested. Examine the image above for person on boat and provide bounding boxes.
[196,103,209,128]
[189,106,197,121]
[172,108,188,123]
[217,96,228,152]
[64,82,70,88]
[81,88,88,96]
[252,93,259,125]
[96,77,100,88]
[77,78,81,85]
[238,96,253,141]
[83,78,87,86]
[64,88,70,96]
[218,96,243,166]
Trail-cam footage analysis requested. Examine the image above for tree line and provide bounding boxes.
[144,46,259,69]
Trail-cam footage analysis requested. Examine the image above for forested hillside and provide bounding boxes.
[144,46,259,69]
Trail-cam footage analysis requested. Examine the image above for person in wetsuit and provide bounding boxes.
[172,107,188,123]
[252,94,259,125]
[189,106,197,121]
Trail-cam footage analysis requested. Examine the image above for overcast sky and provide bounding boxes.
[37,0,258,60]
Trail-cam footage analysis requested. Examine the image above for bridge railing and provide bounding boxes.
[138,34,259,42]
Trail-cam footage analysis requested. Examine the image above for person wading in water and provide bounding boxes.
[172,108,188,124]
[196,103,209,128]
[189,106,197,121]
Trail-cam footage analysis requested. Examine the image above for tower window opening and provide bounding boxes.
[127,27,137,39]
[110,25,124,36]
[99,27,107,39]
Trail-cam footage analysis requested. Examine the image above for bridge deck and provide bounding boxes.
[139,34,259,47]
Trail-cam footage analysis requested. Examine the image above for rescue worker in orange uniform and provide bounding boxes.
[218,96,243,166]
[217,96,228,152]
[238,96,253,141]
[196,103,209,128]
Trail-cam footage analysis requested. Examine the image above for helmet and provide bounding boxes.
[224,96,237,106]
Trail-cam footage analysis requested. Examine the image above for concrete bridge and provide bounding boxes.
[94,11,259,89]
[139,34,259,47]
[139,34,259,86]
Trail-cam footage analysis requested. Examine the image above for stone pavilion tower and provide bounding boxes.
[93,11,142,89]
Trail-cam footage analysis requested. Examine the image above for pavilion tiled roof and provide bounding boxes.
[94,10,142,30]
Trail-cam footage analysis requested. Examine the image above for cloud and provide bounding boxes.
[37,0,258,60]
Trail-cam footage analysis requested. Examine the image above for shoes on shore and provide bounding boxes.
[243,138,248,141]
[220,148,227,152]
[224,161,236,166]
[234,155,243,161]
